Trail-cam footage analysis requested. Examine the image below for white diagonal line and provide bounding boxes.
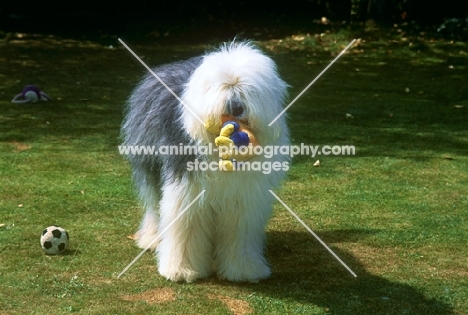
[117,190,206,278]
[268,39,357,126]
[269,190,357,278]
[118,38,205,125]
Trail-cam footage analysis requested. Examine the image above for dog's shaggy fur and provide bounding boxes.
[121,41,289,282]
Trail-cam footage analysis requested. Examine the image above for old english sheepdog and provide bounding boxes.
[121,40,290,282]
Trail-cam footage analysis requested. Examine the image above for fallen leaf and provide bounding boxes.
[127,234,139,240]
[292,35,305,41]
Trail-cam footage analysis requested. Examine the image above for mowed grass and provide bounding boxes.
[1,23,467,314]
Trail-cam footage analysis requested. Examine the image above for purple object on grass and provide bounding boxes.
[11,85,51,103]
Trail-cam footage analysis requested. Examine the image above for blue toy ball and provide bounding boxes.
[222,121,250,147]
[230,131,250,147]
[222,121,240,132]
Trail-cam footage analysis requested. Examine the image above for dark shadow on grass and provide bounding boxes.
[212,230,453,315]
[260,230,454,315]
[193,230,456,314]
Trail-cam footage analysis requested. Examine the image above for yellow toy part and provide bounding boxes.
[204,114,260,171]
[218,159,234,171]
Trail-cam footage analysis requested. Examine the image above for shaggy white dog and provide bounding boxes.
[121,41,290,282]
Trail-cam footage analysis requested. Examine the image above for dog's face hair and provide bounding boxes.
[180,41,289,147]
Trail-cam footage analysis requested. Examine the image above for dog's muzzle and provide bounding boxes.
[226,99,245,118]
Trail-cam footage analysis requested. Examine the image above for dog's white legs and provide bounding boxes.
[214,194,272,282]
[156,182,213,282]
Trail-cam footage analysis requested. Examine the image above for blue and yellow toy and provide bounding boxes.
[205,115,259,171]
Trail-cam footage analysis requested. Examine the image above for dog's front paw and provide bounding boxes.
[158,265,206,283]
[217,256,271,283]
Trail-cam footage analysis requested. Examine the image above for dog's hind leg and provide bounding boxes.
[135,206,160,251]
[134,172,161,251]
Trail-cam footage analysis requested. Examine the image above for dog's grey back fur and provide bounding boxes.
[121,56,204,198]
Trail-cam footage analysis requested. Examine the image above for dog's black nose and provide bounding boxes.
[231,104,244,117]
[227,100,244,117]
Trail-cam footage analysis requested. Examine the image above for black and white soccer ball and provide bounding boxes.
[40,226,69,255]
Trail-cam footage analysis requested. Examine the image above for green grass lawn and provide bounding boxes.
[1,21,467,314]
